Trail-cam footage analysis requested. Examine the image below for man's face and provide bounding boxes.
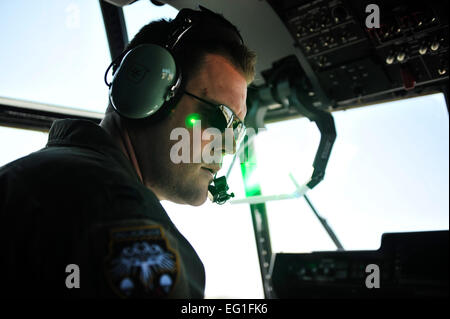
[135,53,248,206]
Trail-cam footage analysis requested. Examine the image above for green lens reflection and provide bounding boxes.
[185,113,201,128]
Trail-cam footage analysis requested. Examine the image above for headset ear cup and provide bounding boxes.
[109,44,179,119]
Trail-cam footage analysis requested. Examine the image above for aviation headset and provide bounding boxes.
[104,6,244,120]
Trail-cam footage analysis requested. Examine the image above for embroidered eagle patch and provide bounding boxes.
[105,225,178,298]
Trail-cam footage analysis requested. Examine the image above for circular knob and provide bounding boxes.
[397,52,406,62]
[386,55,395,64]
[419,45,428,55]
[317,56,327,67]
[438,68,447,75]
[430,41,440,51]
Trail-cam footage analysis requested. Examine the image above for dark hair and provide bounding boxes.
[105,7,256,120]
[121,8,256,85]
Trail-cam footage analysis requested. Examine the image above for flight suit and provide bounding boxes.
[0,119,205,298]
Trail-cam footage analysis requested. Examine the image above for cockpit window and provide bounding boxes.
[123,1,178,40]
[253,93,449,253]
[0,1,110,113]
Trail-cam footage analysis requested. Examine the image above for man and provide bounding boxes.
[0,7,256,298]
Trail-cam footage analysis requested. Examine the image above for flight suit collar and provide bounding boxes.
[46,119,141,183]
[46,119,185,232]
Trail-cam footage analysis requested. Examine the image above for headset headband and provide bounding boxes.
[105,6,243,87]
[105,5,245,120]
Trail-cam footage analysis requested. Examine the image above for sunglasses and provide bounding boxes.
[183,91,246,150]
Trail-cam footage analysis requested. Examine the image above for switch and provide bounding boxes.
[386,55,395,64]
[317,56,327,67]
[397,52,406,62]
[430,41,440,51]
[419,45,428,55]
[438,60,448,76]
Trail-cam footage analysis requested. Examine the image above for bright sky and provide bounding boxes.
[0,0,448,299]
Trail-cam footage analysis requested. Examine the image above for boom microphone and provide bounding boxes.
[208,175,234,205]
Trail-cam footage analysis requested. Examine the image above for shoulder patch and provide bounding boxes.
[104,225,178,298]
